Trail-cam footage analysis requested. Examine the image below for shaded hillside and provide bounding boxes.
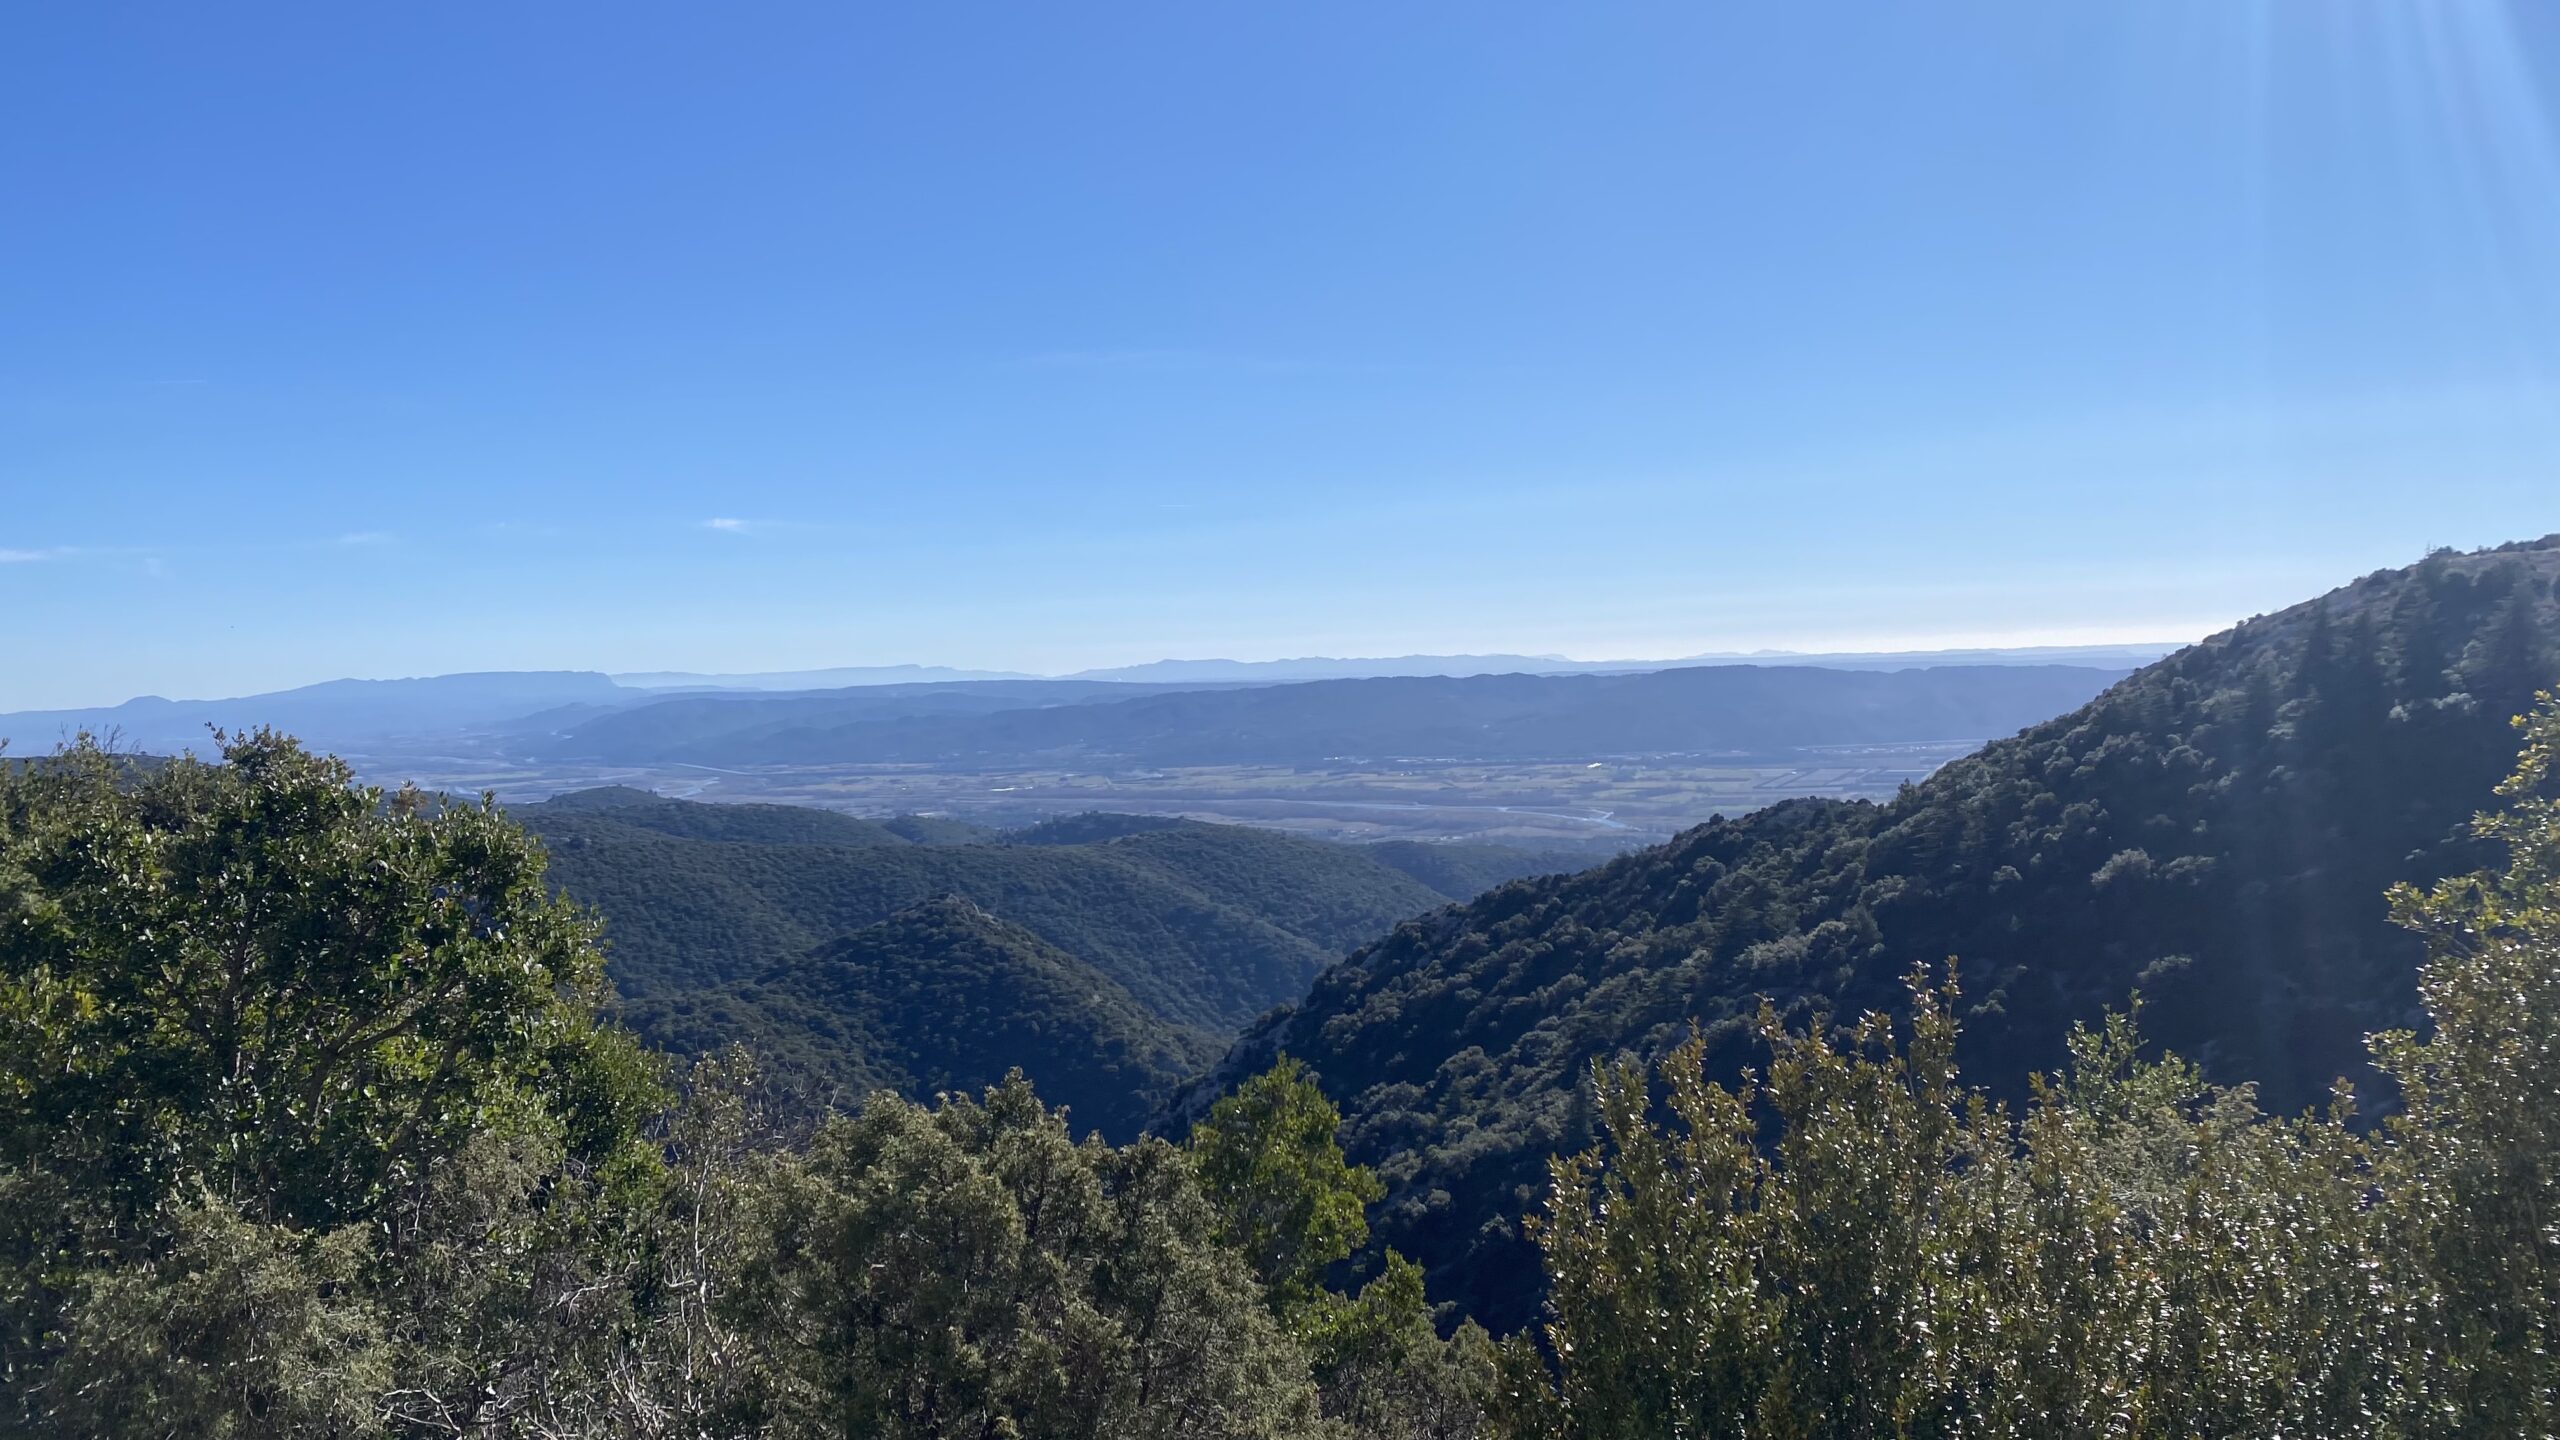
[1176,538,2560,1333]
[1007,814,1585,901]
[565,663,2129,769]
[1362,839,1589,897]
[1007,812,1193,845]
[627,897,1210,1140]
[520,797,1533,1036]
[526,785,917,847]
[1074,822,1523,957]
[878,813,1001,844]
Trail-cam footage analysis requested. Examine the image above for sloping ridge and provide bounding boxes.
[1173,537,2560,1334]
[527,787,916,847]
[628,896,1210,1142]
[521,798,1489,1035]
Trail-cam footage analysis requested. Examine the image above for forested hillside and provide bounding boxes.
[1182,539,2560,1331]
[525,785,922,847]
[630,896,1212,1139]
[519,796,1572,1131]
[521,797,1529,1035]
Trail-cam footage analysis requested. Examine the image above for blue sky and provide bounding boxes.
[6,3,2559,709]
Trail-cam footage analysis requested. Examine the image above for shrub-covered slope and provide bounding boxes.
[628,896,1210,1140]
[1178,539,2560,1333]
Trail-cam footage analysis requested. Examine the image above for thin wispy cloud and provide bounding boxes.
[334,531,395,547]
[0,545,97,564]
[701,517,761,535]
[483,520,555,536]
[0,544,161,568]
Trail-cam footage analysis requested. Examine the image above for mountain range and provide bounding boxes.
[1059,643,2178,684]
[1169,536,2560,1331]
[0,644,2178,757]
[0,671,629,754]
[610,663,1038,690]
[535,663,2131,769]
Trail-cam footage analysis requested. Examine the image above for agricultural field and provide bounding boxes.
[348,741,1978,849]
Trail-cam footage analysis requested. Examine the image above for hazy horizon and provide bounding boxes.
[1,634,2193,715]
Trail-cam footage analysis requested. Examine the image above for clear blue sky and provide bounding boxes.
[6,3,2559,709]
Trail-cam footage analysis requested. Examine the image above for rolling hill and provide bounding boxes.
[629,896,1209,1141]
[1172,537,2560,1333]
[518,795,1573,1039]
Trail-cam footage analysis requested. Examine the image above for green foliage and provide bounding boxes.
[529,784,920,846]
[1296,1254,1500,1440]
[0,735,1491,1437]
[640,896,1214,1140]
[523,796,1477,1033]
[0,734,662,1228]
[526,794,1545,1136]
[1499,693,2560,1438]
[2374,694,2560,1431]
[1199,538,2560,1330]
[1191,1057,1385,1320]
[1361,840,1581,904]
[1187,1059,1501,1437]
[0,733,665,1405]
[727,1074,1327,1440]
[44,1193,388,1439]
[0,734,707,1436]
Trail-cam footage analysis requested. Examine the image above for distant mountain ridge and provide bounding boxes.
[611,663,1039,690]
[549,663,2134,769]
[1063,643,2179,683]
[533,678,1248,763]
[2,643,2184,748]
[0,671,626,754]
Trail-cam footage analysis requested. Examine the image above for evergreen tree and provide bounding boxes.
[1190,1056,1384,1322]
[0,733,665,1429]
[726,1073,1325,1440]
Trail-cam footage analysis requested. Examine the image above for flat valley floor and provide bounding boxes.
[343,741,1979,851]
